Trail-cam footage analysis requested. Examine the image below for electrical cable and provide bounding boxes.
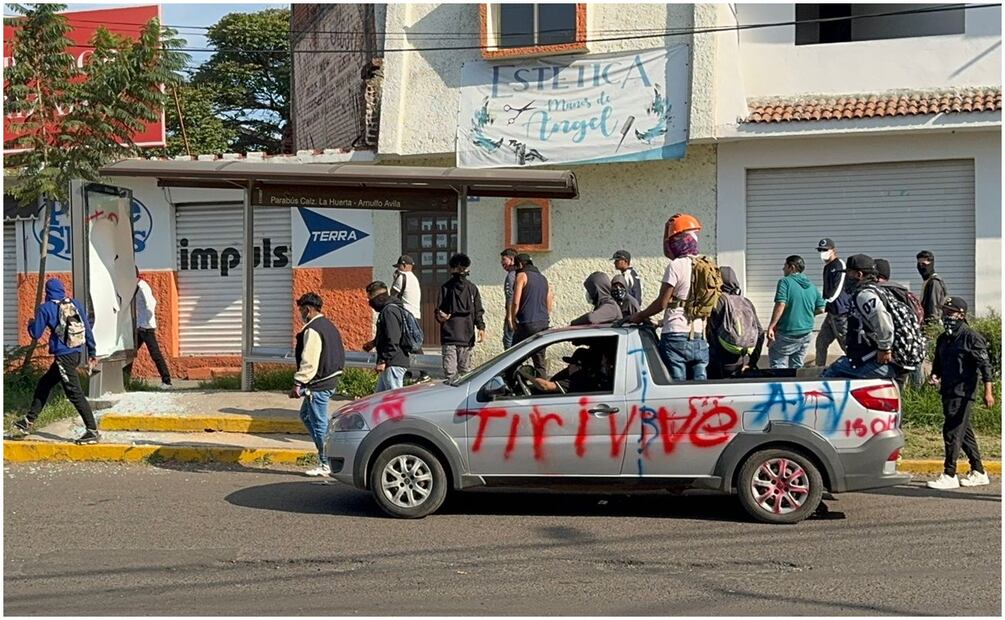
[4,3,998,56]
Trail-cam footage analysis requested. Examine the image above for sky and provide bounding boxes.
[32,3,289,67]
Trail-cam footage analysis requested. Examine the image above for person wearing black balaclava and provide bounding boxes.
[570,272,622,326]
[362,281,410,391]
[610,274,640,319]
[926,296,994,490]
[436,253,486,381]
[916,250,948,324]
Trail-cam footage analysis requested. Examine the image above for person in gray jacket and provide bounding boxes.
[610,273,640,319]
[822,254,898,380]
[570,272,622,326]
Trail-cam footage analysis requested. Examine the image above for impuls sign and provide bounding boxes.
[3,4,165,154]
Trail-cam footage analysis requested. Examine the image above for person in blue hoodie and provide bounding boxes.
[14,278,100,444]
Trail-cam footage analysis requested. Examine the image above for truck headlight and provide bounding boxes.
[331,411,368,432]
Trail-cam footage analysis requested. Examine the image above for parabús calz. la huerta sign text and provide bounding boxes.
[457,46,689,168]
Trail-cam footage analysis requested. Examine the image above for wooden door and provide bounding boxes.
[401,212,458,346]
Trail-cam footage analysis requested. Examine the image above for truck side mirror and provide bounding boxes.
[479,376,508,401]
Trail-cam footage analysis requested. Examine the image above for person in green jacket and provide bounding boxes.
[767,255,826,369]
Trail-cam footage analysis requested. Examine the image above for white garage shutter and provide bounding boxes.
[746,160,976,329]
[4,223,18,349]
[176,204,293,355]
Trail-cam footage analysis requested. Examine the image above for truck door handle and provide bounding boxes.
[588,405,619,417]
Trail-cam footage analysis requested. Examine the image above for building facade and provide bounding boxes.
[4,3,1000,376]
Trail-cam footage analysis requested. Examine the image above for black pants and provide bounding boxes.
[513,321,549,375]
[942,396,984,476]
[28,353,96,430]
[126,328,172,385]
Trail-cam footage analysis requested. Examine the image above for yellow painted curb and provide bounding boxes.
[897,460,1001,475]
[98,413,306,434]
[4,440,314,465]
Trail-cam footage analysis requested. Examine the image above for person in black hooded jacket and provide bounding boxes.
[707,266,764,379]
[570,272,622,326]
[363,281,410,391]
[436,253,486,380]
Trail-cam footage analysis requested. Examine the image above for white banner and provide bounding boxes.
[457,46,689,168]
[86,189,136,357]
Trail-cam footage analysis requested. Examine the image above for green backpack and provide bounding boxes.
[683,255,723,323]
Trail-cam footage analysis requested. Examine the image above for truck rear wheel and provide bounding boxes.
[737,448,823,524]
[369,443,447,519]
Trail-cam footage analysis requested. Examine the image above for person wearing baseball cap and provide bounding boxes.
[822,254,899,381]
[390,255,422,321]
[611,250,642,304]
[814,237,851,368]
[926,296,995,490]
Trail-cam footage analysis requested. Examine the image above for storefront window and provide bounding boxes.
[504,197,550,252]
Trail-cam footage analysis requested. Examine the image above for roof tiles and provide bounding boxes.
[745,87,1001,124]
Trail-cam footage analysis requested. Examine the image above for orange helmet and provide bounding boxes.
[664,213,702,239]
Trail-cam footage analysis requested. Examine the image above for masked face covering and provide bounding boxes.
[943,316,964,335]
[819,250,833,263]
[917,262,934,279]
[664,231,699,259]
[611,286,627,302]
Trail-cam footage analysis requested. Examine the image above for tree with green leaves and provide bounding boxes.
[164,83,236,156]
[3,3,188,366]
[189,8,291,153]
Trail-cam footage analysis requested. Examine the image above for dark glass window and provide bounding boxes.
[498,4,577,48]
[515,205,543,245]
[795,4,964,45]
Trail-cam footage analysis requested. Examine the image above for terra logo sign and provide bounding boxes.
[32,197,154,261]
[298,208,370,265]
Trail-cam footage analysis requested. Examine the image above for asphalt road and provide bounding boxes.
[4,462,1001,616]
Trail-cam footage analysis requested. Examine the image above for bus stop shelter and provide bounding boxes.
[98,159,579,389]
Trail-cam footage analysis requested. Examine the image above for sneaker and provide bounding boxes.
[305,463,331,477]
[926,473,960,490]
[74,429,101,445]
[159,383,173,390]
[11,417,33,436]
[960,470,991,487]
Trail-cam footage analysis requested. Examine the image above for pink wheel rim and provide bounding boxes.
[751,457,810,515]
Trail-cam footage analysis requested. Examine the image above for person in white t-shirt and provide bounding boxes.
[390,255,422,320]
[629,213,708,381]
[126,270,173,389]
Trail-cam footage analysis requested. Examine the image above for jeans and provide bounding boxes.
[658,332,709,381]
[769,333,812,370]
[124,328,172,385]
[442,344,474,380]
[814,313,848,366]
[821,356,896,380]
[298,388,333,460]
[28,353,96,430]
[376,366,407,392]
[502,320,514,349]
[942,396,984,476]
[513,321,549,375]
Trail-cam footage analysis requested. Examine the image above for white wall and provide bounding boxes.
[733,3,1002,97]
[378,3,713,156]
[717,129,1001,314]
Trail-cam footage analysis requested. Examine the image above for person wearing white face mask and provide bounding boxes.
[814,238,852,367]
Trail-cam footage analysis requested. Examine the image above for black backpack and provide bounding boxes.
[713,294,762,356]
[384,304,423,355]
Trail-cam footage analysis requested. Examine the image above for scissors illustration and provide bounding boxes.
[503,100,536,124]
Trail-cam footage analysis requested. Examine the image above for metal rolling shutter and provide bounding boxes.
[746,160,976,330]
[4,223,18,349]
[176,204,293,355]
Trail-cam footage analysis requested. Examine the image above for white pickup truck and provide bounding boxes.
[324,325,910,524]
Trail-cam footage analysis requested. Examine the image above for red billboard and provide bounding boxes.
[3,4,165,154]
